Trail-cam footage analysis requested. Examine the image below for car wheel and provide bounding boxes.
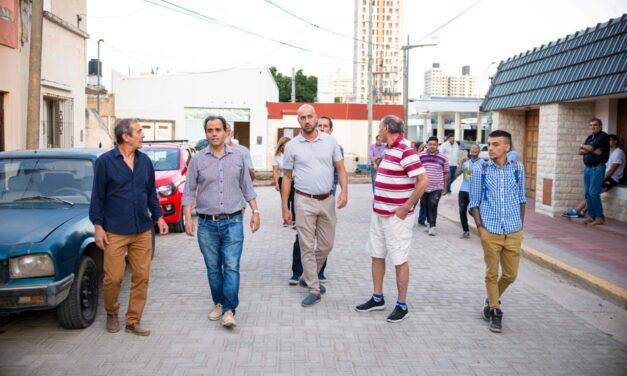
[56,256,98,329]
[171,211,185,233]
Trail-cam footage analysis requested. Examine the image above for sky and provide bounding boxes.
[86,0,627,99]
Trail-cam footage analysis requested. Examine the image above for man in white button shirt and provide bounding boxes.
[439,134,459,193]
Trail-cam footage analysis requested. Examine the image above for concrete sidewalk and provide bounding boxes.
[438,188,627,307]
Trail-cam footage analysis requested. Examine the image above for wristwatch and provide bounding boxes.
[252,210,260,215]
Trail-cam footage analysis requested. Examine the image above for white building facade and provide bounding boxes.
[112,67,279,170]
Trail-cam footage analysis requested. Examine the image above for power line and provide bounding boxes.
[415,0,484,43]
[262,0,381,47]
[144,0,355,63]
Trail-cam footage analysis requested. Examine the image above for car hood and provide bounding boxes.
[0,206,84,245]
[155,169,181,186]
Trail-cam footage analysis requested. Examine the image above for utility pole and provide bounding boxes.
[26,0,44,149]
[97,39,104,114]
[291,67,296,102]
[401,39,436,135]
[366,0,374,149]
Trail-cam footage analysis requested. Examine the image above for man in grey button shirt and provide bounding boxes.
[281,104,348,307]
[183,115,260,328]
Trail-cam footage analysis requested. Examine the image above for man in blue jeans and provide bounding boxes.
[578,118,610,226]
[183,115,260,328]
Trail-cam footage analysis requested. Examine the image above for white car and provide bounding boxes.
[479,144,489,160]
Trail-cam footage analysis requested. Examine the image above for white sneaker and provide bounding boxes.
[221,310,236,327]
[209,303,223,321]
[428,227,437,236]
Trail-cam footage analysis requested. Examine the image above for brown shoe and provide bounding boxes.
[590,218,605,226]
[106,314,119,333]
[221,310,236,327]
[125,323,151,336]
[582,216,594,224]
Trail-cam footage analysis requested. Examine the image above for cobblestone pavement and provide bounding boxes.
[1,184,626,376]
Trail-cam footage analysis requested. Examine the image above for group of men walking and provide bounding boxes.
[90,105,528,335]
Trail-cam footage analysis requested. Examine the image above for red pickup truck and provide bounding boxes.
[142,143,196,233]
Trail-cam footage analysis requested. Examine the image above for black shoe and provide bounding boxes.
[386,305,409,323]
[288,276,299,286]
[489,308,503,333]
[482,298,501,321]
[318,275,327,282]
[355,297,386,312]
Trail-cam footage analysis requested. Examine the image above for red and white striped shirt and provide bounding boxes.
[373,135,426,216]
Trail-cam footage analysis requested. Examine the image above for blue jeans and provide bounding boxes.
[584,164,605,219]
[447,166,457,192]
[197,214,244,313]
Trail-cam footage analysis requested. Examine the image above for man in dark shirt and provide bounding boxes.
[90,119,168,336]
[578,118,610,226]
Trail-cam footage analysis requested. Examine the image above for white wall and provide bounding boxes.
[113,67,279,170]
[41,5,87,148]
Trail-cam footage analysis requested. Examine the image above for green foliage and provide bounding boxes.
[269,66,317,102]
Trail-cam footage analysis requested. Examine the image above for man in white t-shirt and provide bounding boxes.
[604,134,625,189]
[439,134,459,193]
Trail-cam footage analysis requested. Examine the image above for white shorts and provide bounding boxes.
[367,211,414,266]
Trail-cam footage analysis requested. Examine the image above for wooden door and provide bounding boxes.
[617,99,627,184]
[0,92,4,152]
[523,109,539,198]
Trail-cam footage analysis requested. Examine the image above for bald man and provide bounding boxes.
[281,104,348,307]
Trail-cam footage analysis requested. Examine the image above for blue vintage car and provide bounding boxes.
[0,148,154,329]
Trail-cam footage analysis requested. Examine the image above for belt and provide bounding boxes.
[295,189,331,200]
[198,210,242,221]
[585,162,604,168]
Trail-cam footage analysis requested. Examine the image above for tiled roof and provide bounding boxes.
[481,14,627,111]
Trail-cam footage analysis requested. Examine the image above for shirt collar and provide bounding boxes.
[113,146,139,158]
[204,144,234,157]
[388,134,404,148]
[298,131,321,143]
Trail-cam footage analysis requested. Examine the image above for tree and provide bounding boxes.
[269,66,317,102]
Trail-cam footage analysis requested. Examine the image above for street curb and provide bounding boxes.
[438,210,627,309]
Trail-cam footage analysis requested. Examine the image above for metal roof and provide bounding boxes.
[481,14,627,112]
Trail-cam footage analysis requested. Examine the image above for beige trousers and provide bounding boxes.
[295,194,337,295]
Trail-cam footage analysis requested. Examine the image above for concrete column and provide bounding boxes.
[454,112,462,141]
[476,112,483,143]
[422,116,431,141]
[437,113,445,142]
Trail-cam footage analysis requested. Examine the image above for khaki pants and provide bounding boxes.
[479,230,523,309]
[295,194,336,295]
[103,230,152,325]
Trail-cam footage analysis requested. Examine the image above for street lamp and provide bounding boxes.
[97,38,104,115]
[402,37,436,133]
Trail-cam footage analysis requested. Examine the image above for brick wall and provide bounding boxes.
[491,110,525,152]
[536,102,594,216]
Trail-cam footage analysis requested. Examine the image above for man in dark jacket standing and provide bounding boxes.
[90,118,168,336]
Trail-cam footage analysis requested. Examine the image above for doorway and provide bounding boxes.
[523,109,539,198]
[0,92,4,152]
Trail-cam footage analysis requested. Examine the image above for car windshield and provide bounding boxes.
[0,158,94,205]
[142,148,180,171]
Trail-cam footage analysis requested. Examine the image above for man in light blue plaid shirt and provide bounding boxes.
[469,130,526,333]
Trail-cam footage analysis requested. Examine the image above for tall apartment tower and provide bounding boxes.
[353,0,403,104]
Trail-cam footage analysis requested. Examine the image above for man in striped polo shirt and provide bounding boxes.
[355,115,428,323]
[419,136,450,236]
